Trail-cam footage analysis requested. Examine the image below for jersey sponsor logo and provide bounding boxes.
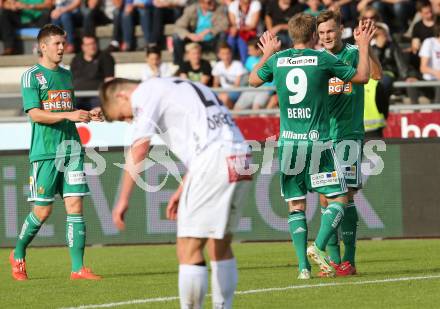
[287,108,311,119]
[67,171,87,185]
[42,90,73,111]
[207,112,235,130]
[328,77,352,94]
[37,186,45,195]
[342,165,357,180]
[308,130,319,141]
[310,171,340,188]
[277,56,318,67]
[281,130,307,140]
[35,72,48,90]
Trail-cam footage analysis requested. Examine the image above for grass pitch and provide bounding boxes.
[1,239,440,308]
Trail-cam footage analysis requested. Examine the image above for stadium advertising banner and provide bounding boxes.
[383,112,440,138]
[0,142,407,247]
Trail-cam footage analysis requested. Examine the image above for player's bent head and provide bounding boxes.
[288,13,316,44]
[317,10,342,28]
[99,78,140,121]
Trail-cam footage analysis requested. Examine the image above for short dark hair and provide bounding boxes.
[217,42,232,53]
[317,10,342,28]
[247,38,259,48]
[146,46,161,57]
[37,24,65,43]
[99,78,140,121]
[416,0,432,12]
[82,35,98,44]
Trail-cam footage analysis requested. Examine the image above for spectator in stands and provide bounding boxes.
[419,22,440,103]
[0,0,52,55]
[173,0,228,66]
[141,46,176,80]
[234,39,272,111]
[51,0,82,53]
[178,43,212,85]
[410,0,435,69]
[265,0,305,48]
[148,0,187,48]
[304,0,325,17]
[371,0,415,33]
[70,35,115,109]
[83,0,112,36]
[227,0,261,63]
[212,42,247,108]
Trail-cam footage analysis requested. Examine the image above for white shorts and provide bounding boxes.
[177,142,252,239]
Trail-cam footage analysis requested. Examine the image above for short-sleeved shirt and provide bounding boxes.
[21,64,83,162]
[212,60,246,88]
[412,20,434,43]
[419,37,440,80]
[178,60,212,83]
[327,44,365,140]
[228,0,261,29]
[265,0,305,26]
[130,78,244,167]
[257,48,356,143]
[70,51,115,91]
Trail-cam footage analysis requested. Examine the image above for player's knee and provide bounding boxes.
[208,237,233,261]
[64,197,83,214]
[33,206,52,222]
[319,194,328,207]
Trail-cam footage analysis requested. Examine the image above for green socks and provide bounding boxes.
[342,201,358,266]
[321,206,341,264]
[315,202,345,251]
[288,210,311,271]
[66,214,86,272]
[14,212,42,260]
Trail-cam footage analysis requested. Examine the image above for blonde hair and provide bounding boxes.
[288,13,317,44]
[185,43,202,53]
[99,78,140,121]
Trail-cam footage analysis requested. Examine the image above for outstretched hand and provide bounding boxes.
[257,31,281,57]
[354,19,376,47]
[89,107,104,122]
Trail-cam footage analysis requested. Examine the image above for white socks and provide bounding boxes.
[178,259,238,309]
[210,258,237,309]
[179,264,208,309]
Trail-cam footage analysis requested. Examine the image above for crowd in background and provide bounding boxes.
[2,0,440,109]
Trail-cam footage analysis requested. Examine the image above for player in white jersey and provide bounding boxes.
[99,77,252,309]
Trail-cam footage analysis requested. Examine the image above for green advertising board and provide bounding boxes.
[0,143,402,247]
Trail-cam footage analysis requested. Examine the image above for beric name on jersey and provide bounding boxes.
[42,90,73,111]
[278,56,317,119]
[328,77,352,95]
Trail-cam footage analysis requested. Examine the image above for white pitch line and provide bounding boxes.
[61,274,440,309]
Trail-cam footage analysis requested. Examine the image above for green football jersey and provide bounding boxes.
[327,43,365,140]
[257,48,356,143]
[21,64,83,162]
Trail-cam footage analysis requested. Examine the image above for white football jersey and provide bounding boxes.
[131,77,245,167]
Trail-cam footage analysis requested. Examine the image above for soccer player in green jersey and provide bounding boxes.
[316,10,383,276]
[9,24,102,281]
[249,13,375,278]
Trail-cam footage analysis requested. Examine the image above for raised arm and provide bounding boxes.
[350,20,376,84]
[249,31,280,87]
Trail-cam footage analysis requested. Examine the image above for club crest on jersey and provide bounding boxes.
[42,90,73,111]
[35,73,48,89]
[328,77,352,95]
[277,56,317,67]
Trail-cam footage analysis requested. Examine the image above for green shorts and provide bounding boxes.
[28,155,90,206]
[279,141,347,201]
[334,139,363,189]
